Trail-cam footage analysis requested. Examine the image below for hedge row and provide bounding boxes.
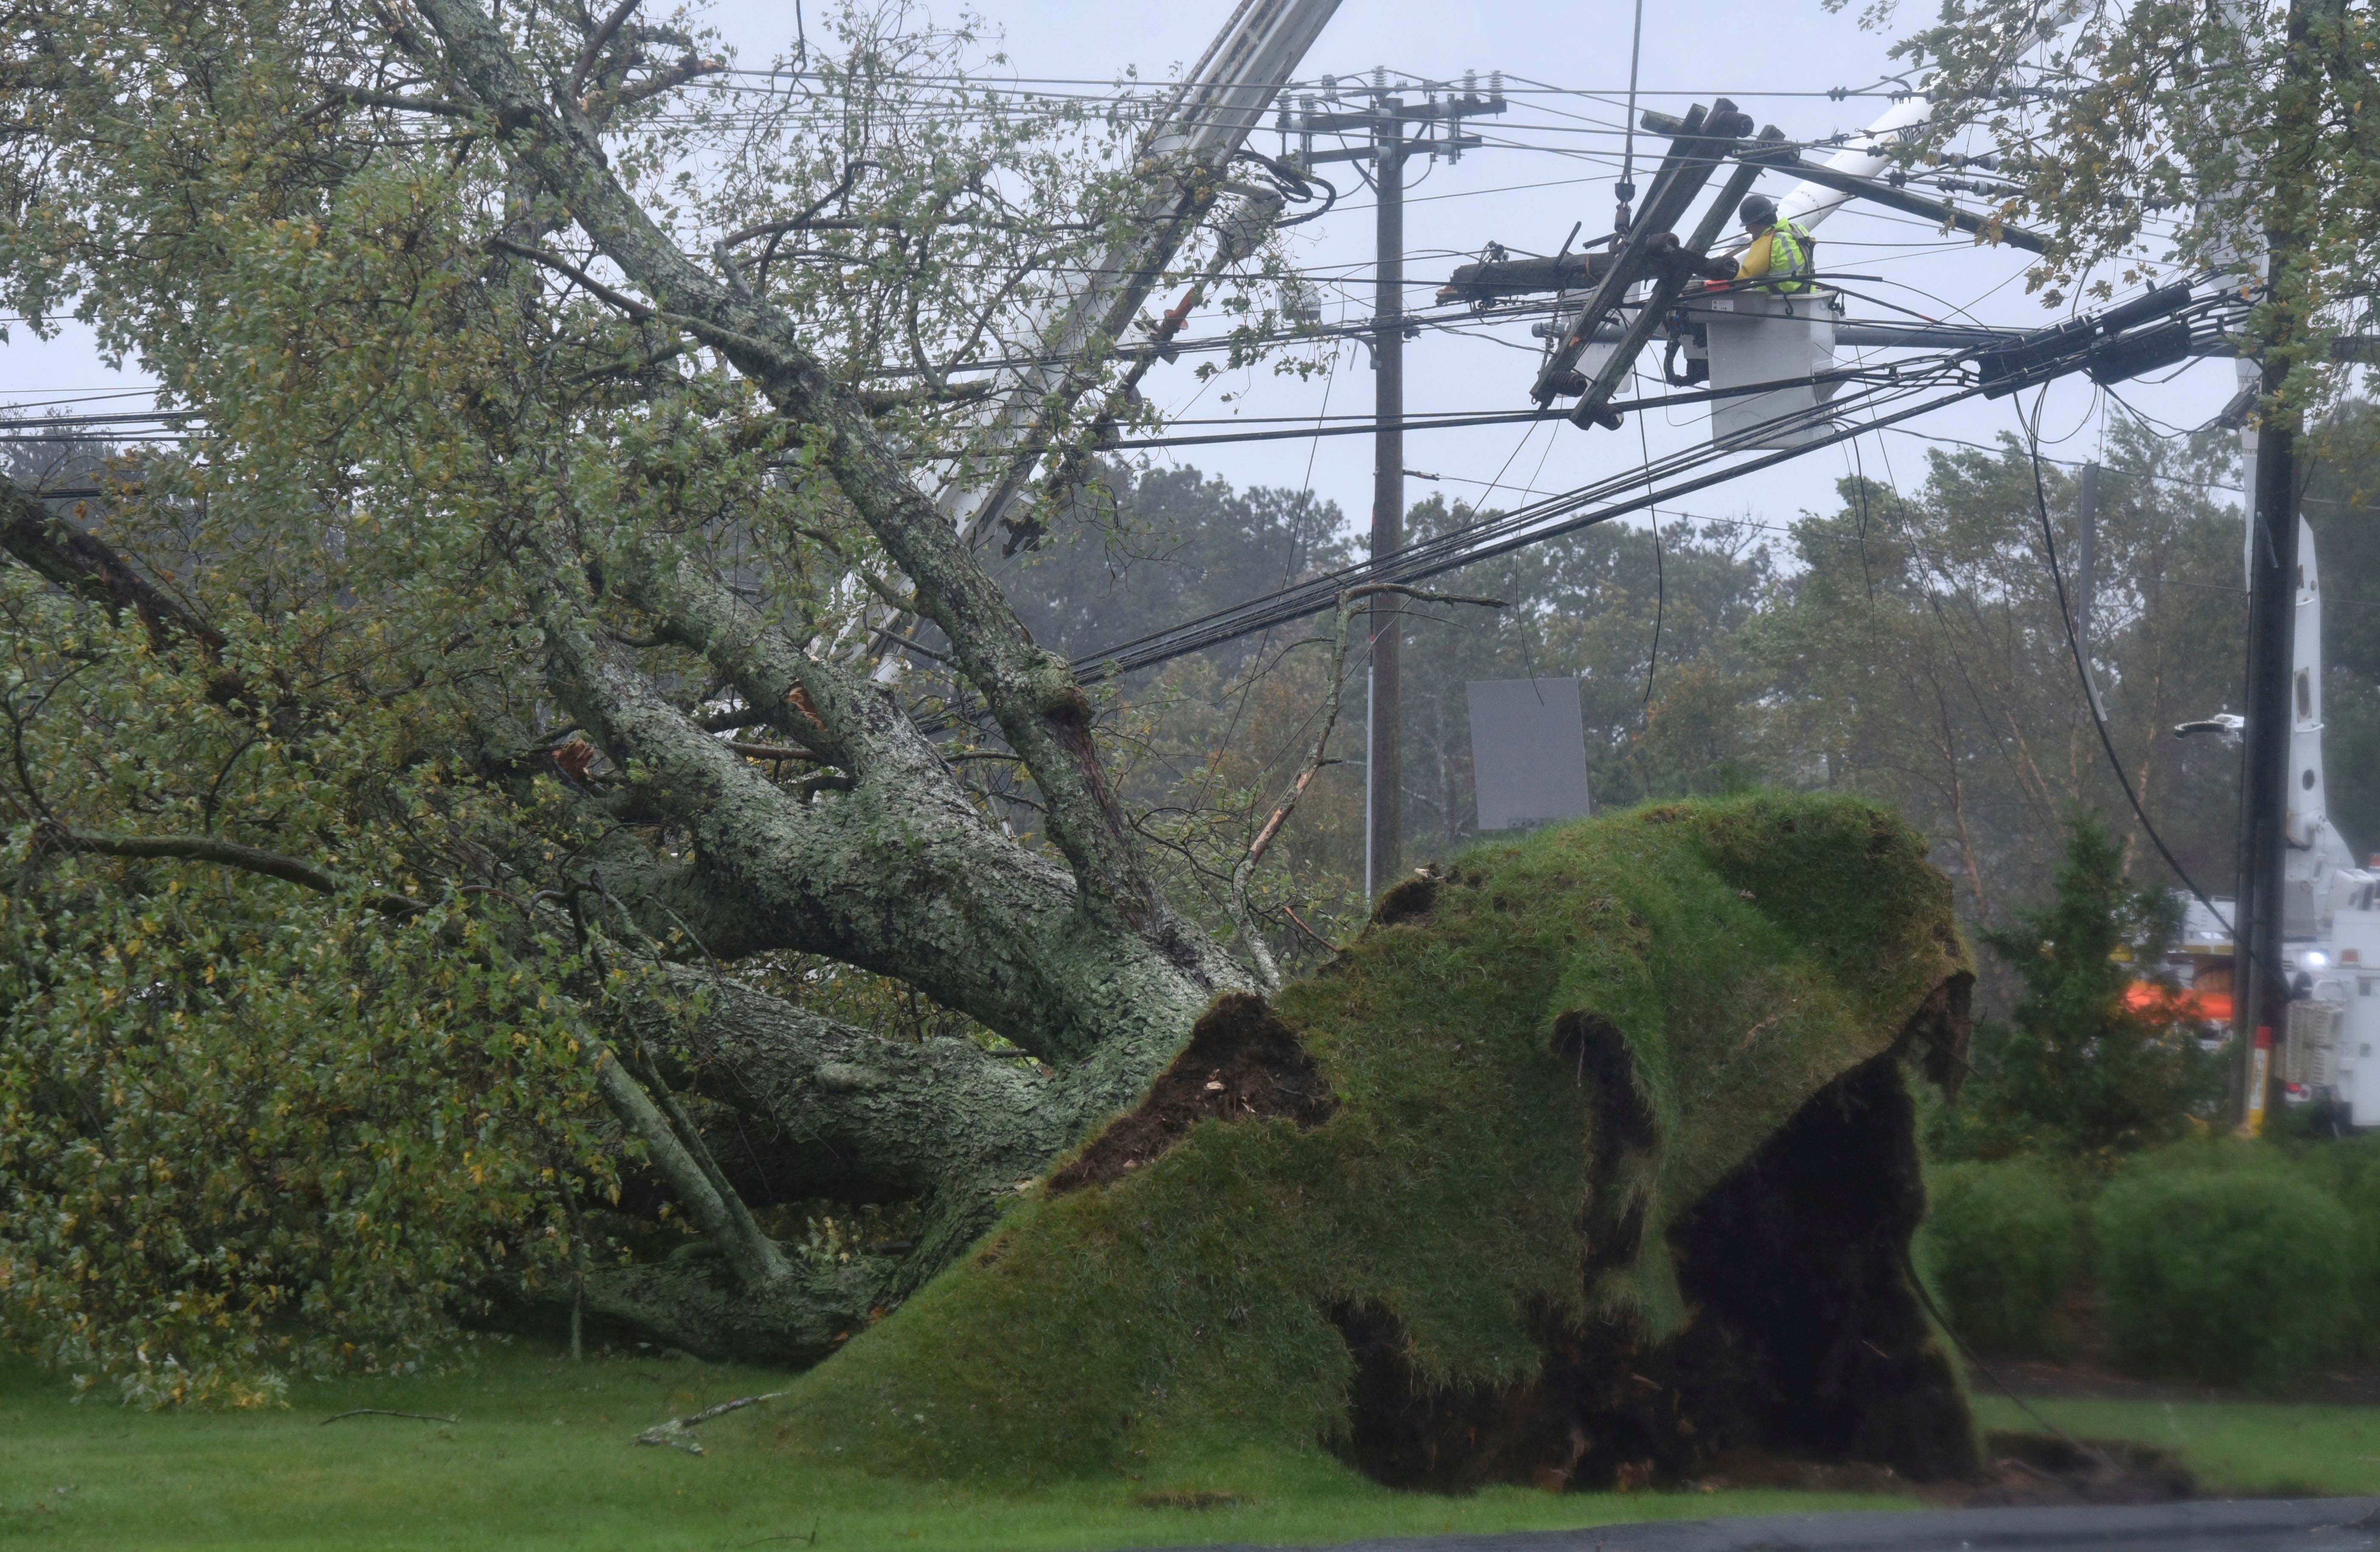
[1916,1136,2380,1387]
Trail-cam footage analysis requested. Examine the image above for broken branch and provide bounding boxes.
[568,0,640,97]
[631,1391,790,1454]
[321,1408,460,1424]
[1225,584,1500,990]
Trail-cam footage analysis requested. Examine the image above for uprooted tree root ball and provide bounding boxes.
[771,793,1982,1490]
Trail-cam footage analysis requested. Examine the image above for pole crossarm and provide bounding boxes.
[1567,132,1780,428]
[1635,107,2050,253]
[1529,101,1756,406]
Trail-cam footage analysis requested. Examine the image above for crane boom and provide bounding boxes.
[933,0,1344,549]
[1769,0,2083,238]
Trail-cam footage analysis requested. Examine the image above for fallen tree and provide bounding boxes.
[0,0,1285,1379]
[1,2,1977,1477]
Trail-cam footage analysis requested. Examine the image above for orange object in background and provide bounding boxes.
[2125,982,2234,1023]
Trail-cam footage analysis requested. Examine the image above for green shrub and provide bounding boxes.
[2293,1135,2380,1356]
[2094,1167,2355,1386]
[1948,817,2223,1163]
[2117,1136,2291,1177]
[1921,1160,2082,1356]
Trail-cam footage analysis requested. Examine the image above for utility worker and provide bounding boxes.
[1733,194,1815,293]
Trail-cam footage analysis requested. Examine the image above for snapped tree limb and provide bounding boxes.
[407,0,1194,948]
[1226,585,1500,989]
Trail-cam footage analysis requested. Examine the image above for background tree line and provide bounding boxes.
[1010,409,2364,1014]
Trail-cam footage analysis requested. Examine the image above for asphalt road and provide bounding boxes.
[1174,1497,2380,1552]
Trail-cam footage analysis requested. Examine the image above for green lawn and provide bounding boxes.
[0,1343,1889,1552]
[1970,1394,2380,1497]
[6,1345,2377,1552]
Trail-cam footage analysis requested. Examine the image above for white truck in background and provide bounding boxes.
[2165,519,2378,1130]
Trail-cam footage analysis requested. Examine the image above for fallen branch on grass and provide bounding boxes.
[631,1392,789,1455]
[320,1409,459,1425]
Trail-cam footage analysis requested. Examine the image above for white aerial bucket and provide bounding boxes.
[1682,287,1843,450]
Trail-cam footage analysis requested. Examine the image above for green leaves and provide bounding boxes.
[0,547,627,1403]
[1885,0,2377,419]
[1951,814,2225,1162]
[0,860,621,1403]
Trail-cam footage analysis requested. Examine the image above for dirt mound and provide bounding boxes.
[1048,994,1335,1193]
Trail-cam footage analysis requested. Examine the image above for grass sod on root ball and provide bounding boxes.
[773,792,1982,1490]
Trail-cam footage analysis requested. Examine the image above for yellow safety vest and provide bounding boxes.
[1762,219,1815,293]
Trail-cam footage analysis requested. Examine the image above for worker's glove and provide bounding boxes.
[1646,232,1738,284]
[1642,231,1690,281]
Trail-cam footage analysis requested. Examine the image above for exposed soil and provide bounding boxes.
[1328,1009,1979,1496]
[1958,1431,2198,1506]
[1046,993,1336,1194]
[1371,874,1438,927]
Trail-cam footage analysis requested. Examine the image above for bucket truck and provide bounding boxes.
[2167,521,2378,1131]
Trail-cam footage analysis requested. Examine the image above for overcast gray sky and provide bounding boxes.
[5,0,2251,563]
[702,0,2244,545]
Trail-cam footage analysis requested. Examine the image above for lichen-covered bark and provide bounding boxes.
[13,482,1231,1351]
[669,973,1079,1206]
[578,1249,895,1366]
[614,969,1149,1340]
[528,576,1239,1117]
[406,0,1189,947]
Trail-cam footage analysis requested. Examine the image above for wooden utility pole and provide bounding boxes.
[2231,0,2327,1129]
[2235,373,2300,1130]
[2074,462,2099,671]
[1368,116,1407,897]
[1289,77,1505,896]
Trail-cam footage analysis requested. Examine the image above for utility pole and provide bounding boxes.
[2074,463,2098,672]
[1370,115,1407,898]
[2231,0,2326,1130]
[2072,461,2110,723]
[1289,75,1505,897]
[2235,392,2302,1132]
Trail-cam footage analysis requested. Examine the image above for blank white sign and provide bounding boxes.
[1467,678,1592,832]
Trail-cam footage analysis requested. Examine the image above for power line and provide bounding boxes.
[1066,369,1981,684]
[2021,396,2256,960]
